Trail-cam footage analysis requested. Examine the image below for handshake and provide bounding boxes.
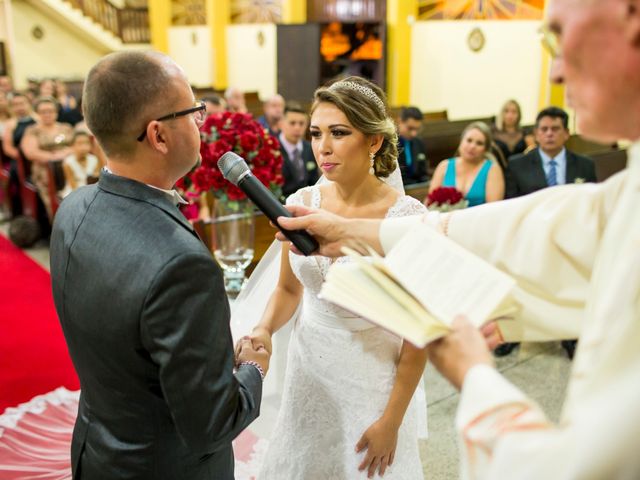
[234,326,272,378]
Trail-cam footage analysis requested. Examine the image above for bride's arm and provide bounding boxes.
[249,242,303,353]
[356,341,428,477]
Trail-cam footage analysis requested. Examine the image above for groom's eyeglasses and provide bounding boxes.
[137,101,207,142]
[538,24,561,59]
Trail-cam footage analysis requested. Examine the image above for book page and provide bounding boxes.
[320,264,450,347]
[384,224,518,328]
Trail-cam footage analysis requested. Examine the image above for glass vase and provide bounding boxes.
[211,199,255,298]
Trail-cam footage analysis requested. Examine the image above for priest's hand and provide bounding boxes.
[427,316,494,390]
[276,205,383,258]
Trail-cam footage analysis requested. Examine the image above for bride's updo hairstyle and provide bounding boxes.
[310,76,398,178]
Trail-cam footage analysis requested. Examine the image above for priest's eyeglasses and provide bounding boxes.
[539,24,561,59]
[137,101,207,142]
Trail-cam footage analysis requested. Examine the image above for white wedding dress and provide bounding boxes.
[258,185,427,479]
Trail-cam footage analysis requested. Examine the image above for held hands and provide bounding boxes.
[235,337,270,376]
[356,417,399,478]
[427,316,496,390]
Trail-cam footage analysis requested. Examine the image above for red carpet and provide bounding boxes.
[0,235,79,413]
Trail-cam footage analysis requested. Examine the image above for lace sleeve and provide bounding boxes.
[387,195,428,218]
[285,186,313,208]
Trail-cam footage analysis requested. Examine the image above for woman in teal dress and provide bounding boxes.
[428,121,505,207]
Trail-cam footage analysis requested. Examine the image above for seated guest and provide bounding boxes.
[3,92,36,216]
[492,99,527,161]
[279,102,318,198]
[257,94,285,137]
[429,121,505,207]
[224,86,247,113]
[499,106,596,358]
[397,106,429,185]
[20,96,73,220]
[202,95,226,117]
[55,79,82,126]
[506,107,596,198]
[61,131,100,197]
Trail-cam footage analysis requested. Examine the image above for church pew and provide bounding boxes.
[592,148,628,182]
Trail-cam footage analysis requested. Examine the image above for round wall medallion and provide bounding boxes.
[31,25,44,40]
[467,27,485,53]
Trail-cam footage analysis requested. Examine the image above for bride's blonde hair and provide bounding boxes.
[310,76,398,178]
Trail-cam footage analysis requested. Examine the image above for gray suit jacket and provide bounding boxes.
[505,148,597,198]
[50,171,262,480]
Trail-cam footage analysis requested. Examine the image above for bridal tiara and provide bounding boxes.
[328,81,386,114]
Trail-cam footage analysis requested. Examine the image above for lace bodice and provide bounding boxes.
[286,185,427,317]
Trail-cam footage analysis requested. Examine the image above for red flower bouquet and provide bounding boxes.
[178,112,283,213]
[425,186,468,212]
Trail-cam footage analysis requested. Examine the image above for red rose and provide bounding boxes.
[180,202,200,220]
[427,186,464,206]
[239,132,259,152]
[226,183,246,201]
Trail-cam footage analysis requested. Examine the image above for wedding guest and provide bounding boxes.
[257,93,285,137]
[55,79,82,126]
[492,99,527,161]
[38,78,56,98]
[0,75,13,98]
[2,93,36,216]
[397,106,429,185]
[50,51,268,479]
[224,86,247,113]
[499,106,596,357]
[429,121,505,207]
[278,101,318,197]
[20,96,73,220]
[244,77,428,479]
[275,0,640,475]
[506,107,596,198]
[202,94,225,117]
[60,131,100,197]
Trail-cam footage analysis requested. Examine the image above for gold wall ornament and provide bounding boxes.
[231,0,282,24]
[467,27,485,52]
[418,0,545,20]
[257,30,265,46]
[171,0,206,26]
[31,26,44,40]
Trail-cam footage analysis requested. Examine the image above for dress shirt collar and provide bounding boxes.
[539,147,567,185]
[103,167,187,205]
[279,132,303,160]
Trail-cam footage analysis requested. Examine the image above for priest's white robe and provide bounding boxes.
[379,142,640,480]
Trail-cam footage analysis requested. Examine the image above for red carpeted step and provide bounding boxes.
[0,235,79,413]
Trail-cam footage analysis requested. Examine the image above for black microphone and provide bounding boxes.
[218,151,319,256]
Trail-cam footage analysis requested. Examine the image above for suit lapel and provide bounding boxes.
[532,149,549,188]
[565,150,577,183]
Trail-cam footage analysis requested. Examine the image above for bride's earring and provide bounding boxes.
[369,152,375,175]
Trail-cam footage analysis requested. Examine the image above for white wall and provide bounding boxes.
[11,0,109,87]
[168,26,212,87]
[226,24,276,100]
[410,20,543,124]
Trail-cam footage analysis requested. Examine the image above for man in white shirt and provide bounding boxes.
[275,0,640,477]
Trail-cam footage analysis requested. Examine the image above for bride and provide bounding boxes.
[234,77,428,479]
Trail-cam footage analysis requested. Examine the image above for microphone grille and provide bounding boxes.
[218,151,249,185]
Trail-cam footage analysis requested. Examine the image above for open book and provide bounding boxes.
[319,224,520,347]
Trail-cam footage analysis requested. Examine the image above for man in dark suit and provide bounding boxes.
[49,51,269,480]
[279,102,318,198]
[397,106,429,185]
[506,106,597,198]
[500,106,596,358]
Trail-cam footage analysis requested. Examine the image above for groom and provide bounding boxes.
[50,51,269,479]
